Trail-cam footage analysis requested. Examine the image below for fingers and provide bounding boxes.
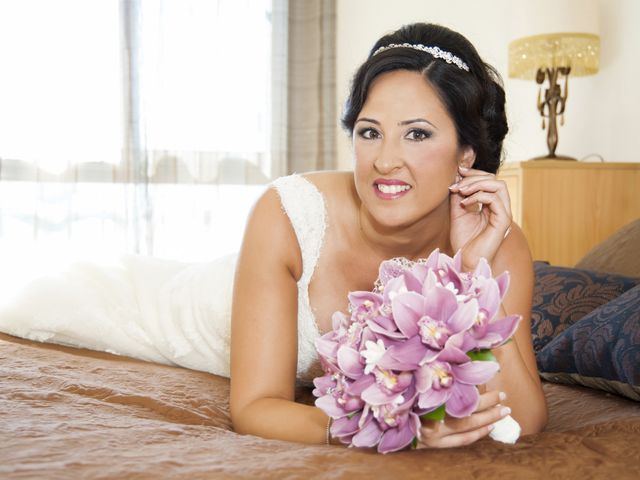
[450,169,512,234]
[450,167,511,214]
[459,190,511,229]
[476,390,506,412]
[417,391,510,449]
[420,423,493,448]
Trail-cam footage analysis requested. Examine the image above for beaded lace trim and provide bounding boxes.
[272,174,327,383]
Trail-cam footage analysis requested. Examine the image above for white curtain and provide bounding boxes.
[0,0,335,294]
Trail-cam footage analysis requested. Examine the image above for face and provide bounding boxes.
[353,69,474,229]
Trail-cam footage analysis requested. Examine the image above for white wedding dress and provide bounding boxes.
[0,174,326,384]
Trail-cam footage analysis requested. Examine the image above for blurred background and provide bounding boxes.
[0,0,638,294]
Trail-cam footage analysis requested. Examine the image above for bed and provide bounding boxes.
[1,332,639,479]
[2,221,640,479]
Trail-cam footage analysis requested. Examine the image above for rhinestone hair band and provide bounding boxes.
[372,43,470,72]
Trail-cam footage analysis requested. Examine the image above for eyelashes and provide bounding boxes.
[356,127,380,140]
[355,127,433,141]
[406,128,432,141]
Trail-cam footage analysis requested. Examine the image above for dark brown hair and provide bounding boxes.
[342,23,508,174]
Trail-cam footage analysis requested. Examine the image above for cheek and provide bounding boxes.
[352,141,373,177]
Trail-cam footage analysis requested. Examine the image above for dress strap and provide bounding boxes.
[271,174,327,286]
[272,174,326,383]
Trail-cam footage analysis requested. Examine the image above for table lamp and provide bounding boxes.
[508,0,600,160]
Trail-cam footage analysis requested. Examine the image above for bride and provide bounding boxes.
[0,22,547,448]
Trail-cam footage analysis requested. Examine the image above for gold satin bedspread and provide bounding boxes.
[1,333,639,479]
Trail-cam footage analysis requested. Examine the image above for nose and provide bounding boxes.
[373,138,403,174]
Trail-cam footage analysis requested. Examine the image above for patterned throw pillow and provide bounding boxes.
[531,262,639,352]
[536,284,640,401]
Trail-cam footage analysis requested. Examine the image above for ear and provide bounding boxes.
[458,146,476,169]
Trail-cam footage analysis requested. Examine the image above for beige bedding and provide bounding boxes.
[1,332,639,479]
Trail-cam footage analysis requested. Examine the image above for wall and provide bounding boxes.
[335,0,640,170]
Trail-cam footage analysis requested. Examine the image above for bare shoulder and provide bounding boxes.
[492,223,533,277]
[492,223,535,319]
[240,185,303,281]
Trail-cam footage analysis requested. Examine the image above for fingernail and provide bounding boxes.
[500,407,511,416]
[488,424,495,431]
[458,166,469,171]
[499,392,507,401]
[448,183,458,190]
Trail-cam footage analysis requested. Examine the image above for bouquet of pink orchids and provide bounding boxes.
[313,249,521,453]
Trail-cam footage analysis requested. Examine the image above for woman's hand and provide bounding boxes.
[417,391,510,448]
[448,166,512,270]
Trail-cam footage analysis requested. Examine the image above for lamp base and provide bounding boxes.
[528,154,577,161]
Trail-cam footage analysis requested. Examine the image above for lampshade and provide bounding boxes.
[508,0,600,80]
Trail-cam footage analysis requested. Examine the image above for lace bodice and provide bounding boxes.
[272,174,327,384]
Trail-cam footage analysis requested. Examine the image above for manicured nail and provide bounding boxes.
[500,407,511,416]
[499,392,507,401]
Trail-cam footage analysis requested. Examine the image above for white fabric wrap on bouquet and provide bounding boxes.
[490,415,521,444]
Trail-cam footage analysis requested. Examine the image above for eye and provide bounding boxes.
[406,128,432,141]
[356,127,381,140]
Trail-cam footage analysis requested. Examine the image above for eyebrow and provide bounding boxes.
[355,117,438,129]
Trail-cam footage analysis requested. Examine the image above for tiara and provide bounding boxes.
[372,43,470,72]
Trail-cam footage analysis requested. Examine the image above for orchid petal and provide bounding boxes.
[331,412,362,437]
[422,286,458,323]
[488,314,521,342]
[348,290,383,308]
[495,271,510,298]
[402,271,423,293]
[477,280,501,319]
[391,292,424,338]
[445,382,479,418]
[315,395,349,418]
[380,335,426,370]
[418,387,448,410]
[436,344,469,364]
[361,383,400,406]
[378,423,416,454]
[452,360,500,385]
[423,269,439,292]
[349,374,376,396]
[331,311,349,332]
[368,313,397,332]
[312,374,335,396]
[410,263,429,284]
[315,336,339,361]
[425,248,441,270]
[473,257,492,279]
[351,417,384,448]
[337,346,364,379]
[447,298,478,333]
[367,318,406,339]
[415,364,433,393]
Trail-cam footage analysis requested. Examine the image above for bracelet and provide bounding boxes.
[325,417,333,445]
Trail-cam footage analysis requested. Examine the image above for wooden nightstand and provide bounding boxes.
[498,160,640,267]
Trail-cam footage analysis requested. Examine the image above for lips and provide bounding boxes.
[373,179,412,200]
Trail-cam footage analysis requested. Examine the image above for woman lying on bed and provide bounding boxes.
[0,21,547,450]
[230,22,547,448]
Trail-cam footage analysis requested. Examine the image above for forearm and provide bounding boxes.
[232,397,331,445]
[484,333,548,435]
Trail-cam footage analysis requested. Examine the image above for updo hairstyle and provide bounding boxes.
[342,23,508,174]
